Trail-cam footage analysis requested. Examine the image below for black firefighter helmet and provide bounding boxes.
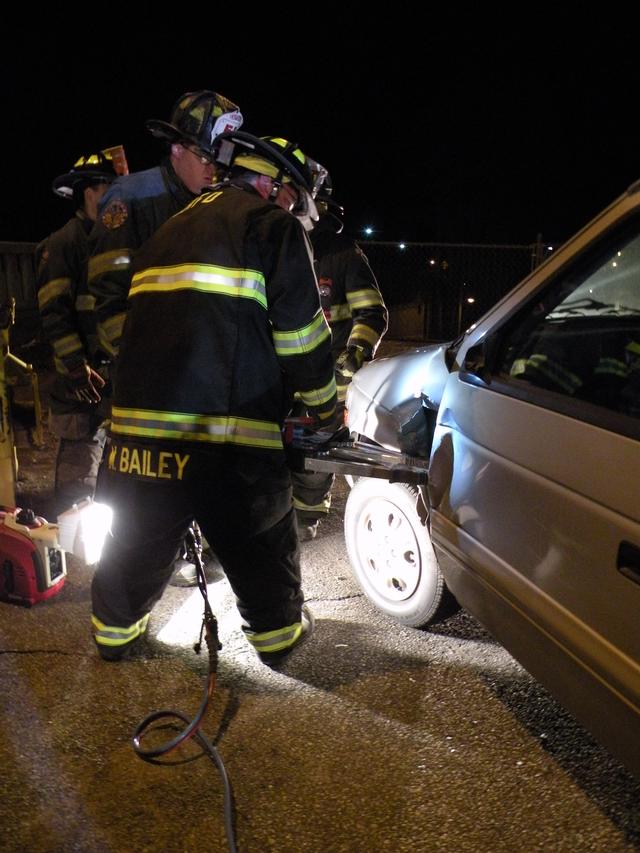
[215,131,314,193]
[146,90,243,156]
[52,146,128,200]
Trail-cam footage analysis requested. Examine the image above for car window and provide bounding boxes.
[498,224,640,420]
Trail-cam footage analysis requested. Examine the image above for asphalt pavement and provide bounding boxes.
[1,465,640,853]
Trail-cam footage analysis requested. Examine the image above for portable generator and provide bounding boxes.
[0,507,67,606]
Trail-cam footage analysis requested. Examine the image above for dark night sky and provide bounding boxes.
[3,25,638,249]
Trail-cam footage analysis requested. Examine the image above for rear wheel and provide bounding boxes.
[344,478,458,627]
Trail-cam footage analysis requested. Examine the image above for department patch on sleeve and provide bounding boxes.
[101,200,128,230]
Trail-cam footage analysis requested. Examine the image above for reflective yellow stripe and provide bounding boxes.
[97,312,126,355]
[75,294,96,311]
[38,277,70,309]
[349,324,380,348]
[347,288,385,310]
[292,496,331,513]
[88,249,131,282]
[297,376,337,409]
[111,407,283,449]
[273,311,331,356]
[130,263,267,308]
[243,620,302,653]
[524,354,582,393]
[53,333,83,358]
[91,613,150,647]
[327,302,351,323]
[594,358,629,378]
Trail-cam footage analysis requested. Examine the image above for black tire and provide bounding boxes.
[344,478,458,627]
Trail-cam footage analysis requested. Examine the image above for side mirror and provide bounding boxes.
[460,338,494,385]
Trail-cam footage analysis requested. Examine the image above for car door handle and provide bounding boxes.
[617,541,640,586]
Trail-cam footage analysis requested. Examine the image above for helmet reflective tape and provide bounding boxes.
[215,131,313,193]
[233,153,290,182]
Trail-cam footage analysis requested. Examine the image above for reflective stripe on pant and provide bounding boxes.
[291,468,334,518]
[92,613,150,650]
[243,619,302,654]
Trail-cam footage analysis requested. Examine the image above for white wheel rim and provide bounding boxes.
[353,495,422,602]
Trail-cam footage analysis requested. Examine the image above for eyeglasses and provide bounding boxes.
[181,143,215,166]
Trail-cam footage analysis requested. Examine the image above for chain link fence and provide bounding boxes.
[362,239,550,342]
[0,238,552,353]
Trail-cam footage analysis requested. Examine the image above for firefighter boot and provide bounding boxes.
[169,550,225,587]
[246,605,315,668]
[295,511,320,542]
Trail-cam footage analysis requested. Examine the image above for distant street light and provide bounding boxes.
[363,226,374,236]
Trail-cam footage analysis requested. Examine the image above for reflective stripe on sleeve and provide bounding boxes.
[296,376,337,410]
[88,249,131,282]
[38,277,71,309]
[53,333,83,359]
[346,288,385,310]
[273,311,331,356]
[75,294,96,311]
[349,323,381,349]
[327,302,351,323]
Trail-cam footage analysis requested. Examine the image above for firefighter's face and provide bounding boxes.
[273,181,299,213]
[172,142,217,194]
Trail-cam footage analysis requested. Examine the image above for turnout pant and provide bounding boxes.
[91,439,302,654]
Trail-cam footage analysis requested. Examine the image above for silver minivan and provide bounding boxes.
[340,180,640,777]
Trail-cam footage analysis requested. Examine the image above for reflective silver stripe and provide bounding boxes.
[75,294,96,311]
[91,613,150,647]
[38,277,70,309]
[347,288,385,310]
[111,408,283,449]
[273,311,331,356]
[88,249,131,281]
[130,264,267,308]
[243,621,302,653]
[297,376,337,409]
[53,333,83,358]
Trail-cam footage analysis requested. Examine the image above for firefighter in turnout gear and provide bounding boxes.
[36,148,127,512]
[91,131,337,665]
[292,168,388,540]
[87,89,243,587]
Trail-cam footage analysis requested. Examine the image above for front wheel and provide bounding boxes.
[344,478,458,627]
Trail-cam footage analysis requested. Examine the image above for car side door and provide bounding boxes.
[428,205,640,776]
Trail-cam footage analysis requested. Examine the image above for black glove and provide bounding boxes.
[335,345,367,381]
[67,363,106,404]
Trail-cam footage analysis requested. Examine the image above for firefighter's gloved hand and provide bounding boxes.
[335,345,367,381]
[67,364,106,404]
